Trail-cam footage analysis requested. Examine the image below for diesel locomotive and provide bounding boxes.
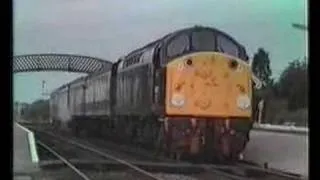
[50,26,261,161]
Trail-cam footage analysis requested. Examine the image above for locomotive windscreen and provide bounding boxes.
[165,29,245,62]
[166,34,190,58]
[216,34,240,58]
[191,31,215,51]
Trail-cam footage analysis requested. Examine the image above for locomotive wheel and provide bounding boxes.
[174,152,182,161]
[151,120,161,148]
[74,123,80,137]
[76,118,84,138]
[154,123,166,156]
[144,119,158,149]
[124,117,133,143]
[230,133,248,161]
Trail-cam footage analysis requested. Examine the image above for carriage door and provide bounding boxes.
[153,47,165,114]
[82,83,87,116]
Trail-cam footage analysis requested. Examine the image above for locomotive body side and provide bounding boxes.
[114,48,156,116]
[110,45,163,144]
[49,93,59,124]
[52,85,71,130]
[84,71,112,117]
[69,77,86,118]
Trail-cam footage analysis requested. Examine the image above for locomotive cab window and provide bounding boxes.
[166,34,190,59]
[140,48,155,63]
[191,31,215,51]
[216,35,240,58]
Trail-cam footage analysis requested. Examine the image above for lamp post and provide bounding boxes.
[292,23,307,31]
[292,23,308,62]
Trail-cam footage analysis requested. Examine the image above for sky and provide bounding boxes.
[13,0,307,103]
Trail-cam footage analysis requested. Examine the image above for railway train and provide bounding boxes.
[50,26,262,161]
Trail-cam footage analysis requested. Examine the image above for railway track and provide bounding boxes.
[36,133,163,180]
[28,124,307,180]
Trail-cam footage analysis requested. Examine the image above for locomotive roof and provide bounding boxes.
[51,84,69,95]
[51,26,247,96]
[124,25,247,58]
[50,69,111,96]
[50,59,113,95]
[68,76,87,86]
[85,67,111,80]
[51,76,86,95]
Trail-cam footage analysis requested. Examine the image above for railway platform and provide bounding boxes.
[13,122,39,179]
[245,130,308,178]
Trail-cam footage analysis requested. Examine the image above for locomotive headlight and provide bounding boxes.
[229,60,238,70]
[171,93,185,107]
[185,58,193,66]
[237,95,251,110]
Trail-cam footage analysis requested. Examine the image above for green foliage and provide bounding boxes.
[252,48,272,86]
[251,48,273,122]
[277,59,308,110]
[251,47,308,126]
[22,99,49,121]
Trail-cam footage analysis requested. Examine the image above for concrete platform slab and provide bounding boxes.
[13,175,32,180]
[244,130,308,177]
[14,123,39,174]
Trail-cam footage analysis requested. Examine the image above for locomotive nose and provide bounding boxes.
[166,52,252,118]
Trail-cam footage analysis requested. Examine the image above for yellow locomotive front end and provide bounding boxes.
[160,27,254,161]
[166,52,252,118]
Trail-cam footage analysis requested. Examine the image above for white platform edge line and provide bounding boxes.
[252,128,308,135]
[16,122,32,134]
[28,132,39,163]
[15,123,39,163]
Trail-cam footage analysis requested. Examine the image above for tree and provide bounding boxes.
[252,48,272,87]
[251,48,273,123]
[277,59,308,110]
[23,99,50,121]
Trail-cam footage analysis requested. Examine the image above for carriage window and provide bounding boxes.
[217,35,239,57]
[192,31,215,51]
[167,34,189,58]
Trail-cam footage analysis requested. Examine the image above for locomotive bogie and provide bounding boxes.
[160,117,251,161]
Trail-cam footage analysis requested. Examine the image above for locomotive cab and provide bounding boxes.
[154,27,253,160]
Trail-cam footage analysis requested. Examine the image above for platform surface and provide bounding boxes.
[245,130,308,178]
[13,122,39,175]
